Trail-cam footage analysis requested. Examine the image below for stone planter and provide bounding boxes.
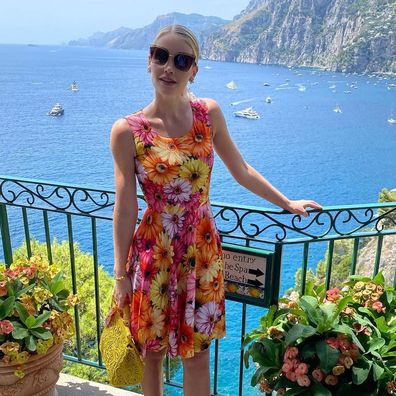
[0,344,63,396]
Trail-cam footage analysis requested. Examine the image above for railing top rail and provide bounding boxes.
[1,175,396,243]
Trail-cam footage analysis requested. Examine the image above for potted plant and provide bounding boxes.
[0,255,77,396]
[243,272,396,395]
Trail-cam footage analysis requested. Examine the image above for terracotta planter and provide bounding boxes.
[0,344,63,396]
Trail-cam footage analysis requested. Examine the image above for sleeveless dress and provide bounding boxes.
[125,98,226,359]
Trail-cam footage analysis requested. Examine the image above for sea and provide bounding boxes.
[0,44,396,395]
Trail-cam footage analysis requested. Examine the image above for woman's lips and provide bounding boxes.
[159,78,176,84]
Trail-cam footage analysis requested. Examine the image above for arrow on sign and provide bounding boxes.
[247,278,263,287]
[248,268,264,277]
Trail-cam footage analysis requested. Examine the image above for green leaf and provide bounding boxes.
[368,337,385,353]
[15,283,35,298]
[316,340,340,374]
[251,366,270,387]
[0,296,15,320]
[372,271,385,285]
[285,324,316,345]
[50,280,66,296]
[12,326,29,339]
[26,335,37,352]
[374,316,388,333]
[352,360,372,385]
[299,296,320,325]
[301,341,316,360]
[372,363,384,381]
[25,315,36,329]
[32,311,51,328]
[243,349,250,369]
[385,290,394,305]
[30,328,52,340]
[285,388,308,396]
[311,380,332,396]
[14,302,29,324]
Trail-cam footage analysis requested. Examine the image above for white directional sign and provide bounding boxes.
[221,243,274,307]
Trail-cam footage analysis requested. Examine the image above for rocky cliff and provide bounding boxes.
[201,0,396,74]
[69,13,229,50]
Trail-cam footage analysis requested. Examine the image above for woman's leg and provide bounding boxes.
[142,348,167,396]
[182,348,210,396]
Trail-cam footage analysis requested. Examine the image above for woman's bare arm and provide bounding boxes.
[110,118,139,279]
[206,98,321,216]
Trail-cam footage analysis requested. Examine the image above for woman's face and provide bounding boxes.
[149,32,198,96]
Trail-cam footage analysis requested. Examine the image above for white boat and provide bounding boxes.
[234,107,260,119]
[297,84,306,92]
[263,82,270,86]
[70,81,79,92]
[47,103,64,116]
[388,117,396,124]
[333,105,342,113]
[226,80,237,90]
[265,97,272,103]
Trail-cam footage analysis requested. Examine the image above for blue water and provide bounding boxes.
[1,44,396,395]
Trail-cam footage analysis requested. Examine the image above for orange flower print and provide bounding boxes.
[152,138,189,165]
[196,218,218,255]
[182,128,211,157]
[196,251,221,283]
[153,232,174,270]
[136,209,162,241]
[131,290,151,334]
[199,270,224,304]
[144,153,179,185]
[178,323,194,358]
[179,159,209,193]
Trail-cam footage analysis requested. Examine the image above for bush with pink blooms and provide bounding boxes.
[243,272,396,395]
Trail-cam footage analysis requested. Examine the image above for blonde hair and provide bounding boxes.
[152,24,200,63]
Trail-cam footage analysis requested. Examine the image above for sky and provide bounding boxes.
[0,0,250,45]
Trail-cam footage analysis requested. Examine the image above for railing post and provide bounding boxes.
[270,242,283,305]
[0,203,13,266]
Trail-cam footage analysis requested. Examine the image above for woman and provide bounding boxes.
[110,24,321,396]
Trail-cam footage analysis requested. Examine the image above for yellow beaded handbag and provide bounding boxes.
[99,302,144,386]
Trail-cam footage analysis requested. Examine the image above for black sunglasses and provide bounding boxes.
[150,45,196,72]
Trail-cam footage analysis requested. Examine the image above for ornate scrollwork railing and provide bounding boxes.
[1,176,396,243]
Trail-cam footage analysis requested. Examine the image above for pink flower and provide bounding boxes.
[191,101,210,125]
[326,287,341,302]
[284,346,299,360]
[372,301,386,313]
[0,281,7,297]
[168,330,178,358]
[145,181,166,212]
[127,114,156,145]
[180,212,199,245]
[312,367,325,382]
[285,371,297,382]
[326,337,339,349]
[164,179,192,204]
[135,160,147,184]
[162,206,185,238]
[297,374,311,387]
[0,320,14,335]
[295,363,309,376]
[184,301,195,327]
[281,360,294,373]
[195,301,222,335]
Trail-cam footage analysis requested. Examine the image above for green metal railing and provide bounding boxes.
[1,175,396,396]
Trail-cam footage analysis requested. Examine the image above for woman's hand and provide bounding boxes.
[285,200,322,217]
[113,277,132,310]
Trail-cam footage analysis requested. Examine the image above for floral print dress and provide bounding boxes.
[125,99,226,359]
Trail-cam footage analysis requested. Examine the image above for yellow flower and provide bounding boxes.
[0,341,20,356]
[249,287,261,298]
[179,159,209,193]
[67,294,79,306]
[33,287,53,303]
[153,232,174,270]
[182,245,198,273]
[226,282,238,293]
[353,281,365,291]
[37,338,54,355]
[150,271,169,310]
[152,138,188,165]
[14,370,25,379]
[193,333,210,351]
[11,351,30,364]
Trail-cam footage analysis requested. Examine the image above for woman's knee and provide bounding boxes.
[144,348,167,366]
[182,348,210,371]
